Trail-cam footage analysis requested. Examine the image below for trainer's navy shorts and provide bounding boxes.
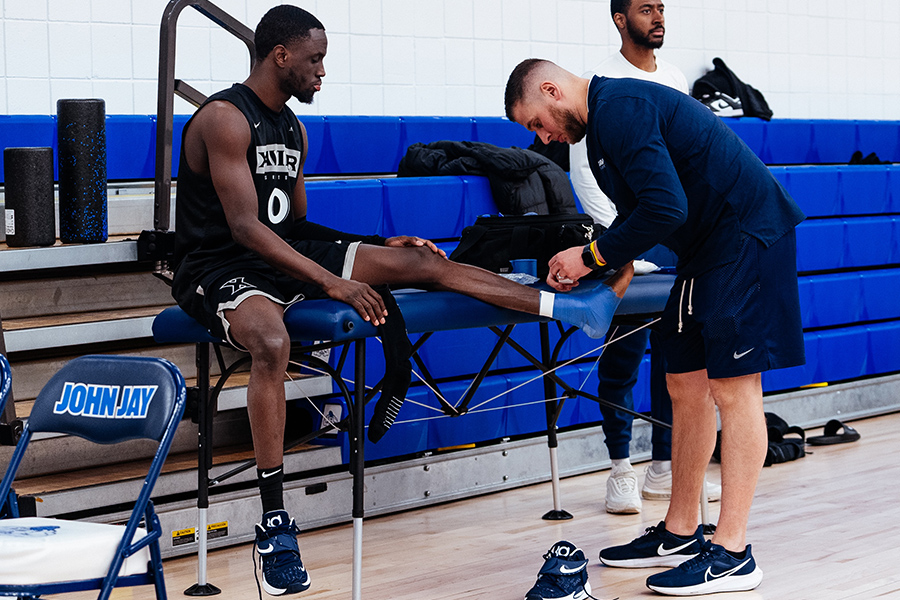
[659,230,805,379]
[189,240,359,349]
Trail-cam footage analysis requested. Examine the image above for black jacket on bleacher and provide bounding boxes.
[397,140,577,215]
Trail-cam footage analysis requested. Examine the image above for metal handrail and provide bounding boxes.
[153,0,256,232]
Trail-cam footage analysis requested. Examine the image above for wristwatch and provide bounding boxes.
[581,241,606,270]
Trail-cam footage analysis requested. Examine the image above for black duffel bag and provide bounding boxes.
[449,213,596,279]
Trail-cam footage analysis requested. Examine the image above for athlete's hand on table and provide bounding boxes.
[322,278,388,325]
[546,246,592,292]
[385,236,447,258]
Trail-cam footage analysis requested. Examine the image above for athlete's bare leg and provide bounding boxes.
[223,295,292,470]
[350,245,634,312]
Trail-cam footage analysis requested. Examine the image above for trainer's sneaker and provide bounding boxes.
[646,540,763,596]
[599,521,704,568]
[254,510,310,596]
[605,464,642,514]
[641,467,722,502]
[524,540,592,600]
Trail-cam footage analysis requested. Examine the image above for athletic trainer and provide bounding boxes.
[505,60,805,596]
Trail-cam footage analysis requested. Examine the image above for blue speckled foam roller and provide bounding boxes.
[3,147,56,247]
[57,98,108,243]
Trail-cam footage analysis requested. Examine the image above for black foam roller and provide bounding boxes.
[57,98,108,243]
[3,147,56,247]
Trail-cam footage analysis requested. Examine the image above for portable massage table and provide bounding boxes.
[152,273,676,598]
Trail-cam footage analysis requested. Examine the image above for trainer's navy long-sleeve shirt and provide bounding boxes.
[586,76,805,277]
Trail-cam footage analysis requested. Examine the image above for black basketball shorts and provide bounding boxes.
[188,240,360,349]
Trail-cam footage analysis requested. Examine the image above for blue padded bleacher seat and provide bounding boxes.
[461,176,496,221]
[472,117,535,149]
[773,165,900,217]
[106,115,156,181]
[346,385,431,461]
[324,116,403,174]
[299,115,327,174]
[170,114,192,179]
[857,121,900,161]
[763,321,900,391]
[425,377,509,449]
[809,119,859,163]
[382,176,467,240]
[0,115,56,183]
[306,179,385,234]
[761,120,815,164]
[721,117,766,159]
[796,217,900,272]
[799,270,900,329]
[400,116,475,151]
[723,119,900,165]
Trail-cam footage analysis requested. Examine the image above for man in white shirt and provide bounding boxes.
[571,1,719,515]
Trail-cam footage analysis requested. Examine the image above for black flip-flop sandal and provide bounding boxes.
[806,419,861,446]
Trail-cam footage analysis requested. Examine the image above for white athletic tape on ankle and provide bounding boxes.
[539,291,555,318]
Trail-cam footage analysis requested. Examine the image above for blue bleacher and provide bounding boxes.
[4,113,899,462]
[4,116,899,182]
[771,165,900,216]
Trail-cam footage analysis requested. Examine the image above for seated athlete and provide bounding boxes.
[172,6,633,596]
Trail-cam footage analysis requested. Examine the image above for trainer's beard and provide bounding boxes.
[627,21,665,50]
[550,105,586,144]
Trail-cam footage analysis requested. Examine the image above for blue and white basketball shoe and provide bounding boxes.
[646,540,763,595]
[524,540,592,600]
[254,510,311,595]
[599,521,704,568]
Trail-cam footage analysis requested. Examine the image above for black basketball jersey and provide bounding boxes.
[173,83,305,287]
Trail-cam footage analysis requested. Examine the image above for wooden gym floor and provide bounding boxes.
[71,410,900,599]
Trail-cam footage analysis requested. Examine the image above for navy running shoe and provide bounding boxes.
[254,510,311,596]
[524,540,592,600]
[646,540,763,595]
[599,521,704,568]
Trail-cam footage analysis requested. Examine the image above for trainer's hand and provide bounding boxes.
[546,246,591,292]
[385,235,447,258]
[322,278,387,325]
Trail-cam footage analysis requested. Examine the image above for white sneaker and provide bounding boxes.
[605,465,642,514]
[641,467,722,502]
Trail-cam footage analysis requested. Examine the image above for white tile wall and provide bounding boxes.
[5,0,48,21]
[48,0,90,23]
[1,0,899,119]
[49,22,91,79]
[6,20,50,79]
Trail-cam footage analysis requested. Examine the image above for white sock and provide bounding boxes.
[611,458,632,471]
[650,460,672,474]
[539,291,555,318]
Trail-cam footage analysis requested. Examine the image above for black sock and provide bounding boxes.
[368,286,412,444]
[724,546,748,560]
[257,465,285,514]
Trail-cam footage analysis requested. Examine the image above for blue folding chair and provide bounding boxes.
[0,355,186,600]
